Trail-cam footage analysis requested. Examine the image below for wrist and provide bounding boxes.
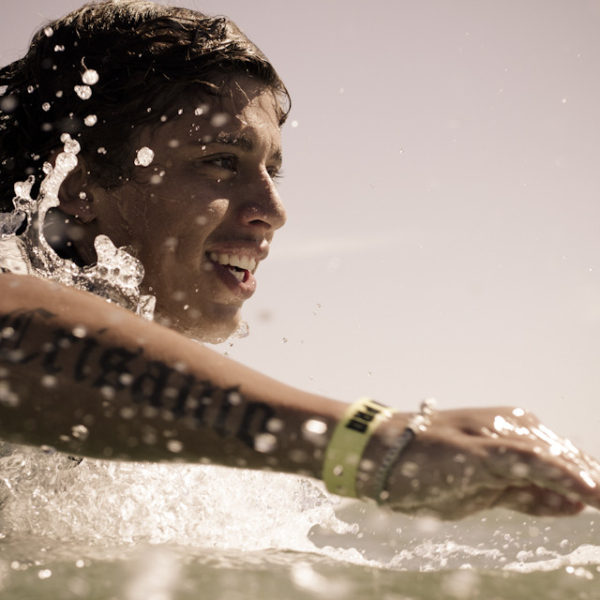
[322,398,436,503]
[321,398,394,498]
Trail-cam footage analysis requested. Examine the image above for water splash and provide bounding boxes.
[0,134,155,319]
[0,444,349,554]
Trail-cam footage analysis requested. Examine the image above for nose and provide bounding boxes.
[237,172,286,233]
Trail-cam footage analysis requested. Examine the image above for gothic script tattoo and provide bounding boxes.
[0,308,274,448]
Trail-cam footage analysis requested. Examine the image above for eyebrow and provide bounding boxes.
[213,131,283,164]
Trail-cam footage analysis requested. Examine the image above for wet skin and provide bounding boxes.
[59,76,286,342]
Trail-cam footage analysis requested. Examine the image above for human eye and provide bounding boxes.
[203,154,238,173]
[267,165,283,182]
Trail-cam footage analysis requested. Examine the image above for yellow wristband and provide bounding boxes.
[322,397,394,498]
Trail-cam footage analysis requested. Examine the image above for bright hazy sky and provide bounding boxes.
[2,1,600,455]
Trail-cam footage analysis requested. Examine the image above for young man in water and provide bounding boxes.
[1,1,599,519]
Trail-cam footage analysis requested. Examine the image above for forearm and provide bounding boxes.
[0,274,348,476]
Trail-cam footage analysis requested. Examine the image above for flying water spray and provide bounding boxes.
[0,133,155,319]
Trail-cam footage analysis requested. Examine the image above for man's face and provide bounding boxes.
[87,77,286,341]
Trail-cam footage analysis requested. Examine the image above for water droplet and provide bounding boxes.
[37,569,52,580]
[41,375,57,388]
[166,439,183,453]
[254,432,277,453]
[100,386,115,400]
[74,85,92,100]
[44,27,54,37]
[302,419,327,436]
[400,461,419,477]
[0,381,19,407]
[97,147,107,155]
[227,391,241,405]
[211,113,229,127]
[84,114,97,127]
[134,147,154,167]
[120,406,136,419]
[1,326,15,339]
[266,418,284,433]
[60,133,81,154]
[41,102,51,112]
[510,462,530,478]
[291,120,299,128]
[0,95,18,112]
[54,45,65,52]
[71,424,89,440]
[72,325,87,338]
[81,69,99,85]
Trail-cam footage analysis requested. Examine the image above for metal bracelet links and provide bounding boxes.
[372,398,437,504]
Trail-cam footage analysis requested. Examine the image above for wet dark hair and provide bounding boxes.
[0,0,290,211]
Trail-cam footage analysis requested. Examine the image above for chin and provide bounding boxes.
[155,305,243,344]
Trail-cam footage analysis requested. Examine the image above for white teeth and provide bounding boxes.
[209,252,258,273]
[229,268,245,282]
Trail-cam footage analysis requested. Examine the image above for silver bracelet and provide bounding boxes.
[372,398,436,504]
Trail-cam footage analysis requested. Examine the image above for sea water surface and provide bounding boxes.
[0,444,599,599]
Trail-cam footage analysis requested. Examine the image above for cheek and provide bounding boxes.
[156,199,229,256]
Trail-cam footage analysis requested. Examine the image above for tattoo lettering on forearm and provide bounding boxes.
[0,308,55,364]
[73,337,99,381]
[130,360,172,406]
[41,328,77,374]
[0,308,270,448]
[238,402,275,447]
[94,346,141,390]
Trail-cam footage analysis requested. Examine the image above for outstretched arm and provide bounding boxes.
[1,273,599,518]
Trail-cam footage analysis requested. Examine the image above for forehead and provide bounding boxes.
[143,77,282,151]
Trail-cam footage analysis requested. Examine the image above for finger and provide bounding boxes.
[526,444,600,509]
[493,485,585,517]
[485,437,600,510]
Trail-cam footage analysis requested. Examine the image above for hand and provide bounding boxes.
[377,407,600,519]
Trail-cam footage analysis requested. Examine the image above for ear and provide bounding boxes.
[57,158,98,224]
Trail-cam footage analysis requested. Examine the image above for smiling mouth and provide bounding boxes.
[207,251,258,283]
